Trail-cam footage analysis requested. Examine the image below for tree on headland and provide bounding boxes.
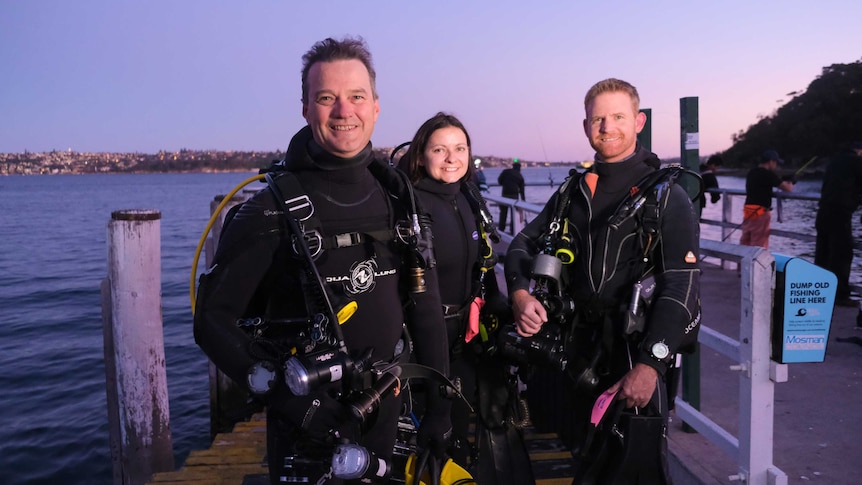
[721,58,862,169]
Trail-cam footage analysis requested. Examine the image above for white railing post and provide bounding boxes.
[512,200,527,235]
[676,240,787,485]
[721,193,735,269]
[738,248,787,485]
[102,209,174,485]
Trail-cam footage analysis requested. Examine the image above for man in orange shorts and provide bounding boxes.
[740,150,794,248]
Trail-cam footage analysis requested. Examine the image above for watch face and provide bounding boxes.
[651,342,670,360]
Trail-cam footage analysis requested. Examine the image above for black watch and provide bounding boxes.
[647,341,672,363]
[247,361,277,395]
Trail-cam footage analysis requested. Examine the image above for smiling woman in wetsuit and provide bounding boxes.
[398,112,531,483]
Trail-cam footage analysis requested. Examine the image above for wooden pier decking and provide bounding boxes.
[148,413,268,484]
[147,412,577,484]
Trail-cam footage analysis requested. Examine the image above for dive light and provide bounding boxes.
[283,350,353,396]
[347,371,399,424]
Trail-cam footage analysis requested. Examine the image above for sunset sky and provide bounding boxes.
[2,0,860,162]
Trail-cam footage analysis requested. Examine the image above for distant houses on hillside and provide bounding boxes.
[0,148,585,175]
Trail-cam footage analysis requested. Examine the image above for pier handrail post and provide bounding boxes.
[721,193,735,269]
[512,199,527,235]
[739,247,783,484]
[102,209,174,485]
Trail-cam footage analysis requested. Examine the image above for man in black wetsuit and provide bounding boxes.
[193,37,451,484]
[505,78,700,483]
[815,141,862,307]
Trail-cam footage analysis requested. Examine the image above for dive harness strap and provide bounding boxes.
[442,181,500,343]
[537,168,581,254]
[267,168,412,258]
[265,172,349,354]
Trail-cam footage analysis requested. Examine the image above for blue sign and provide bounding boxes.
[772,254,836,363]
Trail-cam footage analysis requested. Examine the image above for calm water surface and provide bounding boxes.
[0,173,253,484]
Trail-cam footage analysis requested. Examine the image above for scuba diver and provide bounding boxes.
[396,112,533,484]
[193,37,453,484]
[505,78,701,484]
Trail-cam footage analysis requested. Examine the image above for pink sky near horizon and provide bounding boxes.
[1,1,860,162]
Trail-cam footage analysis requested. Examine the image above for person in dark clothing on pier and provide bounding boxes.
[505,78,700,484]
[497,159,525,231]
[473,158,489,192]
[193,37,451,484]
[815,141,862,307]
[699,154,722,210]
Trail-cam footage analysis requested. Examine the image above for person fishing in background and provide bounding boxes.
[815,141,862,308]
[740,150,794,248]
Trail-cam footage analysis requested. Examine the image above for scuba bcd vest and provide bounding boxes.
[538,164,703,347]
[540,163,703,283]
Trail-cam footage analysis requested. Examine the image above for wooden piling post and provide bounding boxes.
[102,209,174,485]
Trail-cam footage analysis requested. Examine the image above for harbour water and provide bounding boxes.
[0,168,857,484]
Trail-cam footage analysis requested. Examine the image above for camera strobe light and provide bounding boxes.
[331,443,390,480]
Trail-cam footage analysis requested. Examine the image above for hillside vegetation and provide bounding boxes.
[721,58,862,168]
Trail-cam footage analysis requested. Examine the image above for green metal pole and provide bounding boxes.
[638,108,652,152]
[679,96,701,433]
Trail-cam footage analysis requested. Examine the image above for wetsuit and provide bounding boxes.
[414,177,481,326]
[815,149,862,301]
[504,145,700,483]
[194,126,450,484]
[497,166,525,231]
[412,175,532,482]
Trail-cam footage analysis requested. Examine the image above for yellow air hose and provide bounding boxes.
[189,173,264,314]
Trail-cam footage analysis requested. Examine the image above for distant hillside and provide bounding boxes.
[721,58,862,168]
[1,146,536,176]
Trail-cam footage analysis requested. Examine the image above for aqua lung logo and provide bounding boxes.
[326,258,396,295]
[784,334,826,350]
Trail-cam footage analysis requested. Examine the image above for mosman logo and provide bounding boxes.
[784,334,826,350]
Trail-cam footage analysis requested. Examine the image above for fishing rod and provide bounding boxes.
[537,127,556,186]
[776,156,818,223]
[720,220,745,242]
[794,156,819,177]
